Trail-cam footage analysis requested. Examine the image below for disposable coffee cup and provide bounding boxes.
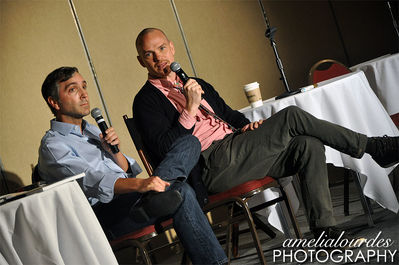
[244,82,263,108]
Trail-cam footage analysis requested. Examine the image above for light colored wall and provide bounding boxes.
[71,0,194,179]
[174,0,285,107]
[0,0,103,190]
[0,0,396,190]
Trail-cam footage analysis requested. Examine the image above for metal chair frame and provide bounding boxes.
[110,220,179,265]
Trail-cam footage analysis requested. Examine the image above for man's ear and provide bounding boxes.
[47,96,60,111]
[137,55,146,68]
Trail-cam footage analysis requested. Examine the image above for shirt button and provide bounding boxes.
[196,116,201,122]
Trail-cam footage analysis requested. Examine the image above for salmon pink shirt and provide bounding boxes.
[149,77,233,151]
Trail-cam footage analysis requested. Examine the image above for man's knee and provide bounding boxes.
[282,105,303,116]
[173,181,197,203]
[292,136,325,155]
[175,135,201,152]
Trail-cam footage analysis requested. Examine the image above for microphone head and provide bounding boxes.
[170,62,181,72]
[91,108,102,119]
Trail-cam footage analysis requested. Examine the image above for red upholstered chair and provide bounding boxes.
[308,60,374,227]
[390,113,399,127]
[308,59,352,85]
[124,115,301,265]
[204,176,301,264]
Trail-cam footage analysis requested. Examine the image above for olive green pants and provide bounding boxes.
[200,106,368,229]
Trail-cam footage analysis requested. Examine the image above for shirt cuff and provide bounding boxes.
[92,172,121,204]
[179,109,197,129]
[124,155,143,177]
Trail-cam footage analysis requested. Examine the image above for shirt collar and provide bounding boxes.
[148,75,183,91]
[50,119,88,136]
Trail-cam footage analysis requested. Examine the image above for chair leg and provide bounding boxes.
[344,170,350,216]
[280,186,302,239]
[231,223,239,258]
[253,213,276,239]
[225,205,234,263]
[128,240,153,265]
[230,208,275,258]
[365,197,373,214]
[352,171,374,227]
[237,199,267,265]
[230,204,241,258]
[274,203,292,238]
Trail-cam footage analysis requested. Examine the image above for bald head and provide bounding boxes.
[135,28,176,79]
[135,28,169,53]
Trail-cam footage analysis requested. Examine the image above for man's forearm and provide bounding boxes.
[114,177,141,194]
[112,152,129,172]
[114,176,169,194]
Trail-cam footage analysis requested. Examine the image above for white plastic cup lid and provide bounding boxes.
[243,82,259,91]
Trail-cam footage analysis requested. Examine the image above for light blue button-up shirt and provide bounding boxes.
[38,119,142,206]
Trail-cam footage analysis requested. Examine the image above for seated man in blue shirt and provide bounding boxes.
[38,66,227,265]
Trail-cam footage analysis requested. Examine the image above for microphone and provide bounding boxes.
[171,61,202,98]
[91,108,119,154]
[170,62,237,132]
[170,62,189,85]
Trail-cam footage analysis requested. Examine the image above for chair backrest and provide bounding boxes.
[123,115,154,176]
[309,59,352,84]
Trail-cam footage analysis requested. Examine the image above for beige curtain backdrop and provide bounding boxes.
[0,0,395,189]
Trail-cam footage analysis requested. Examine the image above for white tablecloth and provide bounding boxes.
[350,53,399,116]
[0,180,118,265]
[242,71,399,215]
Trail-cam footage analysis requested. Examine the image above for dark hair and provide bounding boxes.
[135,28,168,53]
[41,66,79,115]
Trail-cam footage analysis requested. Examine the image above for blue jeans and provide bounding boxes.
[94,135,227,265]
